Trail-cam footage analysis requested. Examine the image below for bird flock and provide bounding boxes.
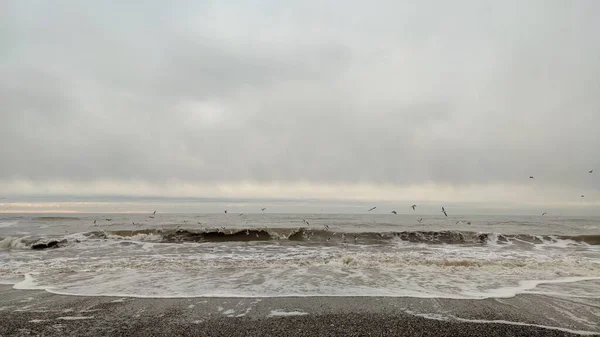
[90,170,593,235]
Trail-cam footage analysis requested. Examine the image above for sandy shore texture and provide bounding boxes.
[1,285,598,336]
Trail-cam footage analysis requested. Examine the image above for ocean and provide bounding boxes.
[1,213,599,300]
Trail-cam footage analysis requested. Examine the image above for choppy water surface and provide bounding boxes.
[1,213,599,299]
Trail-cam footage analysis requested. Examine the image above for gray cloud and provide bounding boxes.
[2,0,600,198]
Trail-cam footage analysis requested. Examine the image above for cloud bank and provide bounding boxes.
[1,1,599,210]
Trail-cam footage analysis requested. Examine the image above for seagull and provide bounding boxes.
[589,170,594,174]
[367,207,377,212]
[261,208,267,211]
[245,230,250,236]
[224,210,228,214]
[581,195,585,198]
[93,220,97,225]
[417,218,423,223]
[411,205,417,211]
[302,219,310,225]
[153,211,156,215]
[541,212,547,216]
[391,211,397,215]
[529,176,534,179]
[324,225,330,231]
[197,222,202,225]
[441,207,447,217]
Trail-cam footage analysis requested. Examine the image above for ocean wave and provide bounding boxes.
[2,227,598,250]
[0,237,30,249]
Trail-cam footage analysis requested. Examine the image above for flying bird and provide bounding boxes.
[529,176,534,179]
[411,205,417,211]
[261,208,267,211]
[93,220,96,225]
[441,207,447,217]
[224,210,228,214]
[367,207,376,212]
[153,211,156,215]
[391,211,397,215]
[581,195,585,198]
[105,219,112,221]
[589,170,593,174]
[417,218,423,223]
[541,212,547,216]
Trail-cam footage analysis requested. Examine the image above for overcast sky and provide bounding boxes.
[1,1,600,212]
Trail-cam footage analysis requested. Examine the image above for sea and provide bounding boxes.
[1,213,600,300]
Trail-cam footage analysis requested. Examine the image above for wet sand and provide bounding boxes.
[1,285,598,336]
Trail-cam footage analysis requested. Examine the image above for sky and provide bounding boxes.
[1,1,600,213]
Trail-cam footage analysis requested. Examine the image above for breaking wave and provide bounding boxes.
[2,228,598,250]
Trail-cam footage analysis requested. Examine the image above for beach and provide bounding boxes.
[2,213,600,336]
[1,285,598,336]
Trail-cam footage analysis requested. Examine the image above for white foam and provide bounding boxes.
[56,316,95,320]
[464,277,600,299]
[0,221,18,228]
[268,310,309,317]
[0,275,23,285]
[9,250,600,300]
[449,316,599,336]
[4,234,600,300]
[0,237,29,249]
[13,274,48,291]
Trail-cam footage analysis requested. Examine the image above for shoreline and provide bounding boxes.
[1,285,598,336]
